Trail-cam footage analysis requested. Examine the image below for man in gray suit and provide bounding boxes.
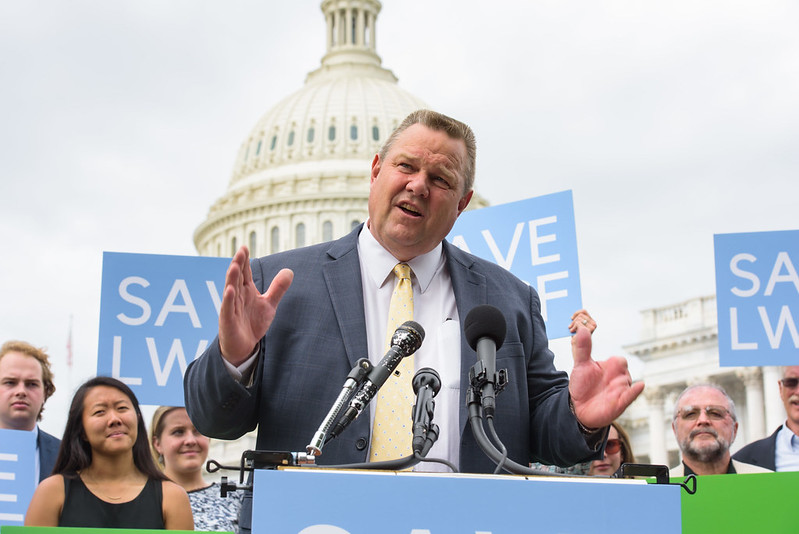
[185,110,643,529]
[0,340,60,482]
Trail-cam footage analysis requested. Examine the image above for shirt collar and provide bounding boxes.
[778,422,799,451]
[358,222,445,293]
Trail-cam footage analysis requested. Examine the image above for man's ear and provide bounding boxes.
[457,190,473,215]
[370,154,381,185]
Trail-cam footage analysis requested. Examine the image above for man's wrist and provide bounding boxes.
[568,395,601,435]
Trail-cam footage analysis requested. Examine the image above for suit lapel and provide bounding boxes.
[444,241,487,436]
[323,229,368,369]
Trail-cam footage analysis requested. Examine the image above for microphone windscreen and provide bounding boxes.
[400,320,425,341]
[412,367,441,395]
[464,305,507,351]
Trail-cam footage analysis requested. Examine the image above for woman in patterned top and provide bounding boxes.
[151,406,241,532]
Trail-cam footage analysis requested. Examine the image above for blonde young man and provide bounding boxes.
[0,340,60,482]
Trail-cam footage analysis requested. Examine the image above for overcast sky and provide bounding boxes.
[2,0,797,436]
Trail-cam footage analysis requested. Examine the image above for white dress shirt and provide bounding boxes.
[358,224,462,472]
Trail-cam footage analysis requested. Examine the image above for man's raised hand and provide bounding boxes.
[218,246,294,366]
[568,326,644,429]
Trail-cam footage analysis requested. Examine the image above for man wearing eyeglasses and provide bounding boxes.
[669,384,771,476]
[733,366,799,472]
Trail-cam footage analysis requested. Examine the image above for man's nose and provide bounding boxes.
[696,410,713,423]
[405,172,429,197]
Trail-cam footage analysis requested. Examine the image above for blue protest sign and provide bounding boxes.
[0,430,36,527]
[97,252,230,405]
[714,230,799,366]
[448,190,582,339]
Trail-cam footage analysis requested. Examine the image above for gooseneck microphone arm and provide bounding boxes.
[306,358,372,456]
[465,304,574,476]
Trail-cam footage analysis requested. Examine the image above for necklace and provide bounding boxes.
[80,471,137,502]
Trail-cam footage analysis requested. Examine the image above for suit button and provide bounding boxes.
[355,437,368,450]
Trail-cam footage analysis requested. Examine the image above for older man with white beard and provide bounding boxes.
[670,384,771,476]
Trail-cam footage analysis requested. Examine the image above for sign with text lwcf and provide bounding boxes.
[714,229,799,366]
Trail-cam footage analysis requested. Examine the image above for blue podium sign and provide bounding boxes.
[714,230,799,366]
[448,191,581,340]
[252,469,680,533]
[97,252,230,406]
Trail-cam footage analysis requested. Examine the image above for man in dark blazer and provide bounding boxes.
[734,366,799,471]
[185,110,644,530]
[0,340,61,482]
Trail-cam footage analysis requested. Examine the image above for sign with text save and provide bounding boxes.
[448,190,581,339]
[714,230,799,366]
[97,252,230,406]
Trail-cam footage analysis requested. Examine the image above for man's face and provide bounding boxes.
[0,351,46,430]
[672,387,738,464]
[367,123,473,261]
[779,366,799,431]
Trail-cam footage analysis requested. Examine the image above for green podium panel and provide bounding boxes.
[675,471,797,533]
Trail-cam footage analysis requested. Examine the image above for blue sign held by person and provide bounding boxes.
[0,429,36,527]
[714,229,799,366]
[97,252,230,406]
[448,190,582,339]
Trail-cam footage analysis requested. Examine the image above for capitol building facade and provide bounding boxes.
[195,0,781,474]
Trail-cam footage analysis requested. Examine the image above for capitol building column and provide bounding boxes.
[645,387,668,465]
[762,366,785,432]
[737,368,765,442]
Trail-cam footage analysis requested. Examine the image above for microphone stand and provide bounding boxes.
[306,358,372,456]
[467,360,579,477]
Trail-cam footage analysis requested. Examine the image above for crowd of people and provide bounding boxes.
[3,110,797,531]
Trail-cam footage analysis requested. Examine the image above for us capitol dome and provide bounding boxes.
[194,0,487,258]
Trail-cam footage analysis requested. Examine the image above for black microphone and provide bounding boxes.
[411,368,441,454]
[464,305,506,417]
[328,320,425,440]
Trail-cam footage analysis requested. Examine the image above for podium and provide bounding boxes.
[252,468,681,533]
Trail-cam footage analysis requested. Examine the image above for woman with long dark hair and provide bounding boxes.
[25,376,193,529]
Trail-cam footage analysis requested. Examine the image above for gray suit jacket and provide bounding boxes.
[185,226,599,473]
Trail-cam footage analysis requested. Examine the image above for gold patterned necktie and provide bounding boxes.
[370,263,414,461]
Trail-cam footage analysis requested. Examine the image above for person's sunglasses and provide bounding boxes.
[605,438,622,455]
[781,377,799,389]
